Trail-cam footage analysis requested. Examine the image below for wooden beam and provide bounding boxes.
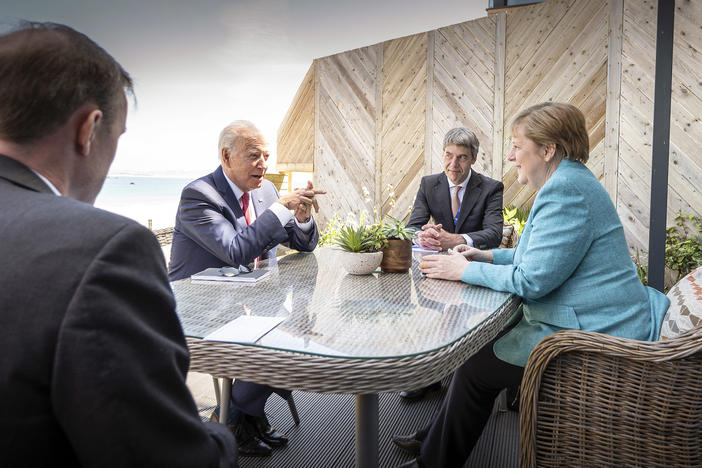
[374,43,383,207]
[312,59,320,187]
[604,0,623,203]
[424,29,435,176]
[492,12,506,181]
[277,162,314,173]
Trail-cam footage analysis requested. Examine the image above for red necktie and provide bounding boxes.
[240,192,258,268]
[240,192,253,226]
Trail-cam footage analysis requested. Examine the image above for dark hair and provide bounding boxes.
[0,21,133,143]
[511,102,590,163]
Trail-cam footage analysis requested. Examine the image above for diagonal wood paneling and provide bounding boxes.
[503,0,608,210]
[277,64,314,172]
[314,46,379,226]
[431,16,497,180]
[276,0,702,257]
[380,33,427,219]
[669,0,702,223]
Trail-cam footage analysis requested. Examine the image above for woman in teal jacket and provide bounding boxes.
[394,102,669,468]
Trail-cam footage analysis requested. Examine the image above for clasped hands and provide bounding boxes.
[415,223,466,251]
[277,180,326,223]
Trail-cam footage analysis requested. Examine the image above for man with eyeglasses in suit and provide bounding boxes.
[395,127,504,405]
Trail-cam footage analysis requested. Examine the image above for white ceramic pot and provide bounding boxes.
[337,250,383,275]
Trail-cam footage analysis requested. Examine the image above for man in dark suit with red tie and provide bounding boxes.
[168,121,323,457]
[397,128,504,405]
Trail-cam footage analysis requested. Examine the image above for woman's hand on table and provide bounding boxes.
[449,245,494,263]
[419,253,469,281]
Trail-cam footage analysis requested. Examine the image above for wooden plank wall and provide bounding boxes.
[503,0,608,209]
[380,33,428,219]
[314,46,380,221]
[431,17,497,177]
[617,0,702,253]
[277,64,314,172]
[278,0,702,253]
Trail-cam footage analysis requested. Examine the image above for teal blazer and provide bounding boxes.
[462,159,669,367]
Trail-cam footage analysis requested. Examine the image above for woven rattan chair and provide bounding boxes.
[519,326,702,467]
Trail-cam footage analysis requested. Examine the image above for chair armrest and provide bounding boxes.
[519,327,702,468]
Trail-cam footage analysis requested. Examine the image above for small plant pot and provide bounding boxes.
[338,250,383,275]
[381,239,412,273]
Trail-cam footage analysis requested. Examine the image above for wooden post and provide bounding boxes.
[374,43,384,211]
[492,12,506,182]
[424,30,435,176]
[604,0,623,203]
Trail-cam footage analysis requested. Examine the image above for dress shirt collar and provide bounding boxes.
[222,171,247,203]
[449,170,471,191]
[30,169,61,196]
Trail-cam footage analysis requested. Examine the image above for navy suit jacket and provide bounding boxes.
[0,155,237,467]
[407,171,504,249]
[169,167,319,281]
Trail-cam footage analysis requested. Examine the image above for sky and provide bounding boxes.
[2,0,487,177]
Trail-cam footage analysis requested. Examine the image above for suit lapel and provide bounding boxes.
[212,167,244,218]
[0,154,56,195]
[431,173,455,232]
[456,172,482,232]
[250,186,266,217]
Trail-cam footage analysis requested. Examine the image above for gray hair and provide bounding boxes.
[218,120,260,156]
[443,127,479,158]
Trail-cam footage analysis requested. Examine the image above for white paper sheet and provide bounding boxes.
[203,316,286,344]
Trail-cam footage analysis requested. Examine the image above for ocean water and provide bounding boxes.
[94,176,192,229]
[94,172,313,230]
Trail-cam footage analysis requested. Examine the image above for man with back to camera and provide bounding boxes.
[395,128,504,404]
[0,22,237,467]
[168,121,324,457]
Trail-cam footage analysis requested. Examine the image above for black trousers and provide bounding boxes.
[419,325,524,468]
[228,381,291,423]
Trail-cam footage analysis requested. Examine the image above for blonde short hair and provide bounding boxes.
[511,102,589,163]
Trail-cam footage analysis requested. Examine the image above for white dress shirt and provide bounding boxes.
[224,174,313,231]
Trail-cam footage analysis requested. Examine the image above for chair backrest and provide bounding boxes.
[519,328,702,468]
[263,173,287,192]
[660,267,702,340]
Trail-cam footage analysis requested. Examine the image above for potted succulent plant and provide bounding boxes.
[334,223,386,275]
[380,216,415,273]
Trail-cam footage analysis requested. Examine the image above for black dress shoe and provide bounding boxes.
[397,458,423,468]
[392,432,423,456]
[252,414,288,447]
[399,381,441,401]
[229,417,272,457]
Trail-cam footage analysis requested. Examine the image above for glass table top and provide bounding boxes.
[172,248,513,359]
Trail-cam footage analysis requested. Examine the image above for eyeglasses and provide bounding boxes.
[219,265,252,277]
[443,153,472,163]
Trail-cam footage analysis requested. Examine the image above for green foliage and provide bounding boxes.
[503,205,530,234]
[631,212,702,289]
[665,212,702,276]
[633,248,648,286]
[381,216,415,241]
[319,214,341,247]
[335,223,386,253]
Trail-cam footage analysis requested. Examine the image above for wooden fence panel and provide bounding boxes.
[431,17,497,178]
[380,33,427,219]
[277,64,314,172]
[669,0,702,222]
[277,0,702,258]
[503,0,608,209]
[314,46,380,226]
